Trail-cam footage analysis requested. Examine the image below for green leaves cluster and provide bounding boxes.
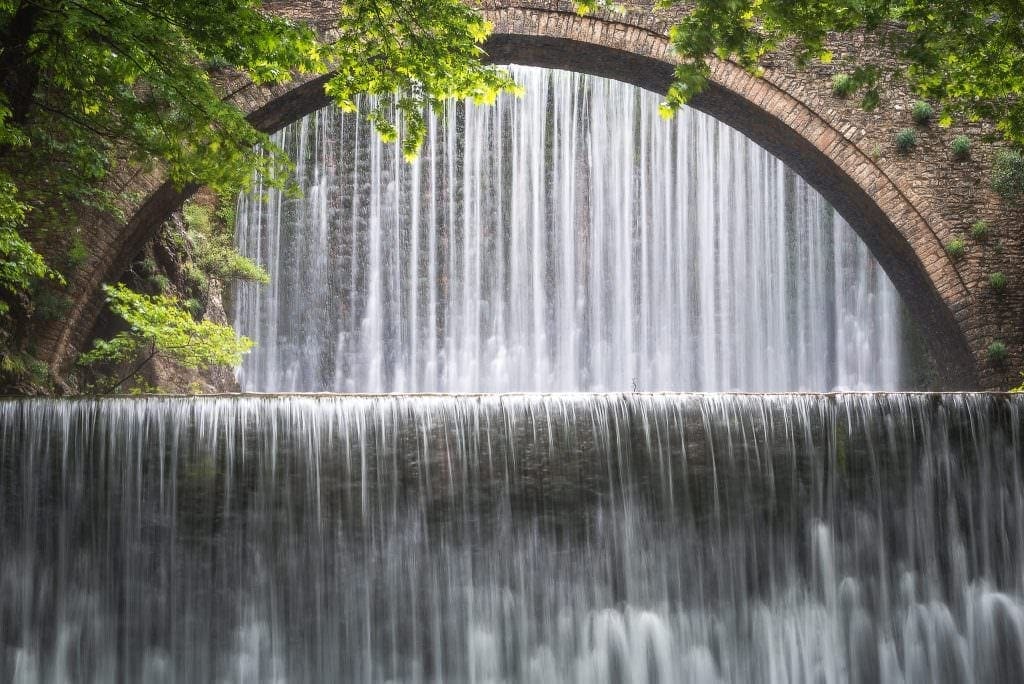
[80,283,252,379]
[578,1,1024,148]
[182,200,269,287]
[325,0,518,160]
[0,0,512,338]
[992,150,1024,203]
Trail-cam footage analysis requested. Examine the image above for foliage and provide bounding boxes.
[895,129,917,153]
[182,199,268,286]
[970,219,989,240]
[991,150,1024,203]
[951,135,971,160]
[1013,374,1024,393]
[578,1,1024,148]
[324,0,518,160]
[987,340,1008,363]
[944,237,965,259]
[0,0,512,336]
[989,272,1007,293]
[147,273,171,294]
[0,176,63,314]
[0,349,51,389]
[79,283,252,391]
[831,74,856,98]
[911,101,933,125]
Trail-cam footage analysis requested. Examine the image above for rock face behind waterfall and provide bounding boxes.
[1,393,1022,682]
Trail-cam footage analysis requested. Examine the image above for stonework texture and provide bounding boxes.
[33,0,1024,390]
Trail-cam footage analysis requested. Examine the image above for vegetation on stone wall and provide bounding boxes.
[0,0,515,391]
[579,1,1024,150]
[79,284,252,393]
[992,150,1024,203]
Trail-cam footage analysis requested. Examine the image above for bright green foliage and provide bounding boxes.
[324,0,518,160]
[992,150,1024,203]
[944,237,965,259]
[951,135,971,159]
[970,219,989,240]
[1012,374,1023,393]
[895,129,917,153]
[578,1,1024,148]
[911,101,934,125]
[987,340,1008,363]
[831,74,857,98]
[80,283,252,372]
[0,0,511,327]
[989,272,1007,293]
[182,200,268,285]
[0,176,63,313]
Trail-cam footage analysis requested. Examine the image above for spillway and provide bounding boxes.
[6,66,1005,684]
[233,67,910,393]
[2,394,1022,681]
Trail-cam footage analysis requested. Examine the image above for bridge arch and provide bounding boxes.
[41,2,996,388]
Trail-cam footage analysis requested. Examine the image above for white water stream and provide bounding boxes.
[233,66,908,393]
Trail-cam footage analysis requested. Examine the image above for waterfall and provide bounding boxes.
[2,394,1022,681]
[233,66,909,394]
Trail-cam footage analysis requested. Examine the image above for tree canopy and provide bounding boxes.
[580,1,1024,146]
[0,0,515,387]
[0,0,514,319]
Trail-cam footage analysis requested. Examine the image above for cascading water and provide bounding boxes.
[2,394,1022,682]
[233,66,910,393]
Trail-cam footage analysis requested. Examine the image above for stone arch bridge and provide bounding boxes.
[37,0,1024,390]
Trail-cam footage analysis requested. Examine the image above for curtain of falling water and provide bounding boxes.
[233,67,907,393]
[2,394,1022,682]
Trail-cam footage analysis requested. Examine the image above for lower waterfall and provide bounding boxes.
[233,66,911,393]
[2,394,1022,682]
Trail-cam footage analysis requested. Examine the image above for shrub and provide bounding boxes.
[184,298,205,318]
[66,236,88,268]
[147,273,171,293]
[183,263,208,292]
[944,237,965,259]
[970,219,989,240]
[992,149,1024,202]
[895,129,917,153]
[951,135,971,160]
[831,73,856,98]
[138,257,158,276]
[182,201,213,234]
[989,272,1007,292]
[911,100,934,125]
[987,340,1008,363]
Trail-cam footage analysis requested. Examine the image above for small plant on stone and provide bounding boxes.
[895,129,917,153]
[970,219,989,240]
[911,101,934,125]
[951,135,971,160]
[831,73,856,98]
[147,273,171,294]
[989,272,1007,293]
[987,340,1008,363]
[944,237,966,259]
[992,149,1024,202]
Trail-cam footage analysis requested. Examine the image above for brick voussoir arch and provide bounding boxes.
[40,2,986,388]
